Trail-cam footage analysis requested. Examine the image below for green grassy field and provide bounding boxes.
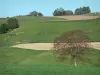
[0,16,100,75]
[0,47,100,75]
[0,64,100,75]
[0,16,100,46]
[0,47,100,66]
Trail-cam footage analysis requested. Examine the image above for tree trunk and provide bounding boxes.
[74,58,77,66]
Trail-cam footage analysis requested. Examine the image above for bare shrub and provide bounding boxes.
[52,30,91,66]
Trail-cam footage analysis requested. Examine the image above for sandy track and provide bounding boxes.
[54,15,99,20]
[11,42,100,50]
[12,43,53,50]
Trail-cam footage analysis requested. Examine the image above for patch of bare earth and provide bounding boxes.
[54,15,99,20]
[11,42,100,50]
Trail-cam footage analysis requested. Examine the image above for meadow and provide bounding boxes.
[0,16,100,45]
[0,16,100,75]
[0,47,100,75]
[0,64,100,75]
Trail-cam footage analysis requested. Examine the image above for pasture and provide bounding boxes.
[0,16,100,75]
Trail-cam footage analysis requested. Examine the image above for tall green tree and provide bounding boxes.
[28,11,44,16]
[29,11,38,16]
[53,7,65,16]
[75,6,91,15]
[64,10,73,15]
[38,12,43,16]
[53,7,73,16]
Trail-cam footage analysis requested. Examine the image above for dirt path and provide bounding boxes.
[54,15,99,20]
[11,42,100,50]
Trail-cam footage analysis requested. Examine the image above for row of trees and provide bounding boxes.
[75,6,91,15]
[26,6,91,16]
[0,18,19,34]
[53,7,73,16]
[27,11,43,16]
[53,6,91,16]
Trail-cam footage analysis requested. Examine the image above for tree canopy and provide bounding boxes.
[0,23,8,34]
[28,11,43,16]
[53,6,91,16]
[53,7,73,16]
[52,30,91,66]
[7,18,19,29]
[75,6,91,15]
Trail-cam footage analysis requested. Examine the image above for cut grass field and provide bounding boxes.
[0,47,100,75]
[0,16,100,75]
[55,15,99,20]
[0,64,100,75]
[0,47,100,66]
[0,16,100,46]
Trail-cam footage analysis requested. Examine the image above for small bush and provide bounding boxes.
[0,23,8,34]
[7,18,19,29]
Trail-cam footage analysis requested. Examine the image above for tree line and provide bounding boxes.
[0,6,92,34]
[27,6,91,16]
[27,11,43,16]
[53,6,91,16]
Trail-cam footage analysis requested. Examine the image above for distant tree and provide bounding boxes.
[75,8,80,15]
[53,7,73,16]
[28,11,43,16]
[53,7,65,16]
[29,11,38,16]
[6,17,9,18]
[64,10,73,15]
[7,18,19,29]
[38,12,43,16]
[52,30,91,66]
[86,6,91,13]
[53,9,59,16]
[75,6,91,15]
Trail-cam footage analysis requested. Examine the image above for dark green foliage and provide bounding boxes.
[28,11,43,16]
[0,18,19,34]
[64,10,73,15]
[0,23,8,34]
[53,7,65,16]
[7,18,19,29]
[75,6,91,15]
[38,12,43,16]
[29,11,38,16]
[53,7,73,16]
